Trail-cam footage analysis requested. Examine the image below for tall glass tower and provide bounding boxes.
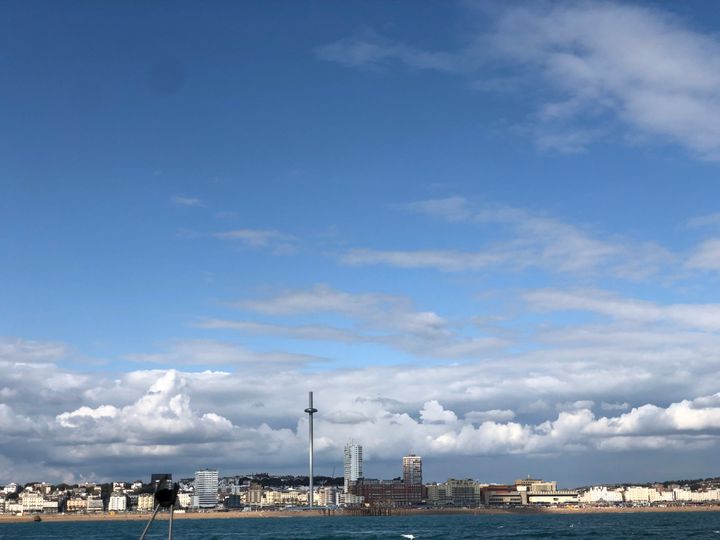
[194,469,219,508]
[343,441,363,493]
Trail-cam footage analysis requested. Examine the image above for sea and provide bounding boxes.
[2,512,720,539]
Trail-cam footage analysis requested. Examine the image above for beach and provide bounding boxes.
[2,505,719,524]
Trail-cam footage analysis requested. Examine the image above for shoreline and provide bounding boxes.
[2,505,720,524]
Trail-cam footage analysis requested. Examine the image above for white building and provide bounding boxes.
[338,492,364,506]
[194,469,219,508]
[137,493,155,512]
[20,491,44,512]
[319,486,337,506]
[344,442,363,493]
[624,486,651,503]
[176,492,191,509]
[87,497,104,512]
[108,492,127,512]
[527,490,579,505]
[42,500,59,513]
[7,501,23,514]
[691,490,720,502]
[579,486,624,504]
[3,483,18,495]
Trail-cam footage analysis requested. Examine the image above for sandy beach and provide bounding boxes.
[1,505,719,524]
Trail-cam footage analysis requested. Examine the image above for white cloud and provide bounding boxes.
[420,400,458,424]
[225,284,504,359]
[0,337,68,365]
[171,195,204,207]
[316,30,463,72]
[126,339,325,368]
[212,228,297,254]
[342,248,506,272]
[196,319,360,343]
[234,284,452,342]
[687,238,720,270]
[465,409,516,423]
[686,213,720,229]
[600,402,630,412]
[344,198,672,278]
[319,3,720,159]
[3,332,720,482]
[525,288,720,332]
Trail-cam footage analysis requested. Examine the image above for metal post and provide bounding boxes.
[304,391,318,509]
[139,504,161,540]
[168,503,174,540]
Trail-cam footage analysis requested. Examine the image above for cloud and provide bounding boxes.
[3,331,720,482]
[600,402,630,412]
[343,197,672,278]
[0,337,68,365]
[487,2,720,158]
[56,371,235,444]
[525,288,720,332]
[171,195,204,207]
[686,213,720,229]
[212,228,297,254]
[196,319,360,343]
[342,248,506,272]
[126,339,325,368]
[316,30,463,72]
[403,196,472,222]
[687,239,720,270]
[420,400,458,424]
[225,284,504,359]
[52,370,720,468]
[234,284,452,342]
[320,3,720,159]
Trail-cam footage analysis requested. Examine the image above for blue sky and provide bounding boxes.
[3,0,720,486]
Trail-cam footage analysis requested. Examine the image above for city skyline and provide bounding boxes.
[3,0,720,486]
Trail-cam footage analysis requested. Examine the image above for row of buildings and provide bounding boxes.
[580,485,720,504]
[1,443,719,513]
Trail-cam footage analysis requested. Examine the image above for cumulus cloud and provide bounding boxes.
[56,371,235,444]
[420,400,458,424]
[2,338,720,483]
[319,2,720,159]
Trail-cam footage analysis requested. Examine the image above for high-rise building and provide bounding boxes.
[194,469,219,508]
[402,454,422,485]
[344,441,363,493]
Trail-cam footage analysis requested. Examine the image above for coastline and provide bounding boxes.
[2,505,720,524]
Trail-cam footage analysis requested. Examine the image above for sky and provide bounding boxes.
[3,0,720,487]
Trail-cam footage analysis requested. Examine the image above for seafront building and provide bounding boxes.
[137,493,155,512]
[193,469,219,509]
[108,492,127,512]
[402,454,423,486]
[344,441,363,493]
[2,459,720,516]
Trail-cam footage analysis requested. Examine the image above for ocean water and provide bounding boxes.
[2,512,720,539]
